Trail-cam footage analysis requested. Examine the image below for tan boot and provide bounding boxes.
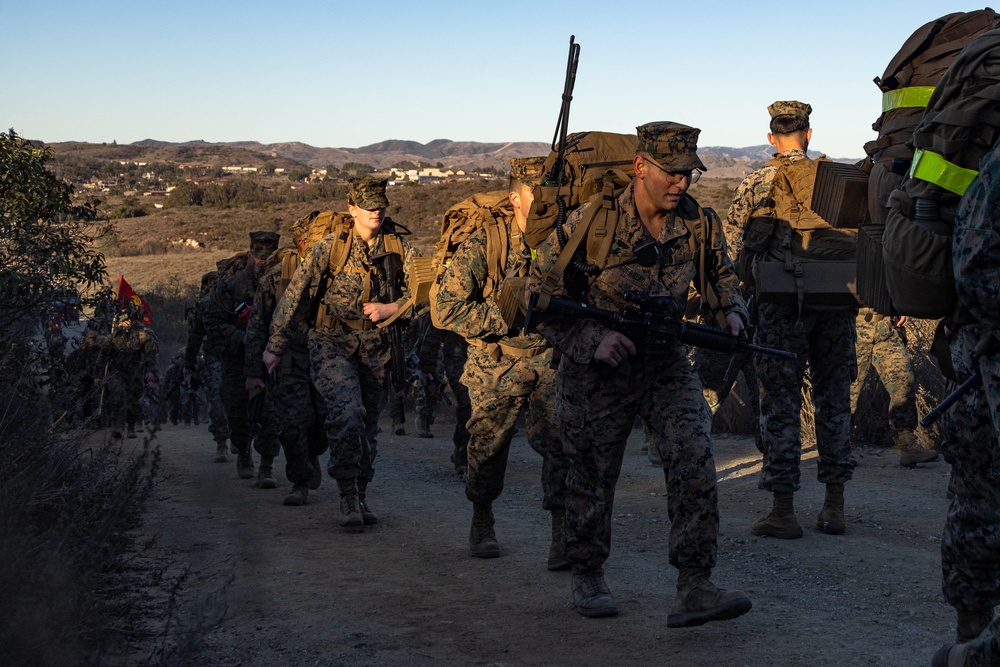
[256,455,277,489]
[667,567,752,628]
[751,492,803,539]
[356,479,379,525]
[572,570,618,617]
[547,509,569,571]
[898,428,940,468]
[469,502,500,558]
[283,485,308,506]
[213,441,229,463]
[236,449,255,479]
[336,478,364,532]
[817,483,846,535]
[931,641,970,667]
[957,607,994,642]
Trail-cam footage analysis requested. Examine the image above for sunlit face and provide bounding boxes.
[509,183,534,232]
[348,203,386,239]
[635,154,694,213]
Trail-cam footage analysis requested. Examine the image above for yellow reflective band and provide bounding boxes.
[882,86,935,112]
[530,248,537,261]
[909,148,979,196]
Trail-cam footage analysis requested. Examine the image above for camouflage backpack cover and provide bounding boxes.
[881,28,1000,318]
[741,155,861,314]
[865,9,999,226]
[427,190,513,329]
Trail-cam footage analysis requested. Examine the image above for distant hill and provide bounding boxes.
[44,137,858,177]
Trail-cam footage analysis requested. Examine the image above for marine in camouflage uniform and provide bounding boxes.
[102,317,159,438]
[415,316,471,473]
[203,231,280,480]
[529,122,752,625]
[245,217,328,505]
[728,101,855,540]
[850,309,938,466]
[931,139,1000,667]
[264,177,416,532]
[185,270,230,462]
[433,156,569,567]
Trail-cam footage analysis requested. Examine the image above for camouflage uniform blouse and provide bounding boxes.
[434,218,546,351]
[724,148,808,257]
[203,265,260,359]
[266,227,416,359]
[528,181,747,365]
[245,247,305,380]
[954,140,1000,330]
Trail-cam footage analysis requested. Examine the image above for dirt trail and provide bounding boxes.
[129,417,955,666]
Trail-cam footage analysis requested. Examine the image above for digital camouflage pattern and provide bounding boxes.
[636,121,707,172]
[509,156,546,184]
[246,247,327,486]
[203,263,276,460]
[850,312,917,431]
[349,176,389,210]
[249,231,280,260]
[767,100,812,120]
[727,146,855,493]
[102,321,159,432]
[937,139,1000,659]
[433,218,568,510]
[267,224,416,482]
[185,292,228,445]
[527,180,746,573]
[415,318,471,466]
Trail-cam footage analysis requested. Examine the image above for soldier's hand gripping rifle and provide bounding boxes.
[371,251,409,418]
[524,290,797,361]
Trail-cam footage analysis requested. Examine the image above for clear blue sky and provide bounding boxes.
[0,0,986,159]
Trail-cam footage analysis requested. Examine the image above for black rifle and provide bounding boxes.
[371,251,409,418]
[920,335,995,428]
[524,290,796,361]
[246,386,265,462]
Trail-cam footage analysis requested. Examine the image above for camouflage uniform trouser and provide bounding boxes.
[755,303,855,493]
[202,354,230,445]
[308,330,383,483]
[260,345,328,485]
[557,342,719,573]
[416,332,471,454]
[850,316,917,431]
[941,323,1000,614]
[219,354,254,456]
[462,345,566,511]
[105,370,144,432]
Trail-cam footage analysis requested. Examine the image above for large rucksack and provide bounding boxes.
[427,191,513,329]
[741,155,860,316]
[866,9,999,225]
[881,28,1000,319]
[523,131,637,250]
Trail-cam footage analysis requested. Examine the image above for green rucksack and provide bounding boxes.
[881,27,1000,318]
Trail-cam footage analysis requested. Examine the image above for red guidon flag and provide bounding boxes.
[116,274,152,324]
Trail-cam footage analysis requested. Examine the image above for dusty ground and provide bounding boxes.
[123,414,955,667]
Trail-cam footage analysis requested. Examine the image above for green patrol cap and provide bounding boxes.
[349,176,389,210]
[636,121,707,172]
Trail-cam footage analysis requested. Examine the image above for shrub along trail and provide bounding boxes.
[132,418,954,666]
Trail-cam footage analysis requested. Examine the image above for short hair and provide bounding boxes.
[769,114,810,135]
[508,176,530,197]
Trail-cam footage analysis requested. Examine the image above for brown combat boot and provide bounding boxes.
[416,416,433,439]
[213,441,229,463]
[283,485,308,506]
[356,479,379,525]
[816,483,846,535]
[751,492,803,539]
[897,428,940,468]
[547,508,569,571]
[957,607,994,643]
[932,642,971,667]
[667,567,752,628]
[236,449,255,480]
[469,502,500,558]
[336,478,364,532]
[256,455,277,489]
[571,569,618,618]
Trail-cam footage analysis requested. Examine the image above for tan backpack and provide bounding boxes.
[881,28,1000,318]
[427,191,513,330]
[740,155,861,315]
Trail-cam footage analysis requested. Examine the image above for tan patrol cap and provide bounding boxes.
[767,100,812,120]
[349,176,389,210]
[636,121,707,172]
[509,156,547,186]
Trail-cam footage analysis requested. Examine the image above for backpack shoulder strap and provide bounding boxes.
[327,218,354,275]
[481,211,510,299]
[584,175,625,270]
